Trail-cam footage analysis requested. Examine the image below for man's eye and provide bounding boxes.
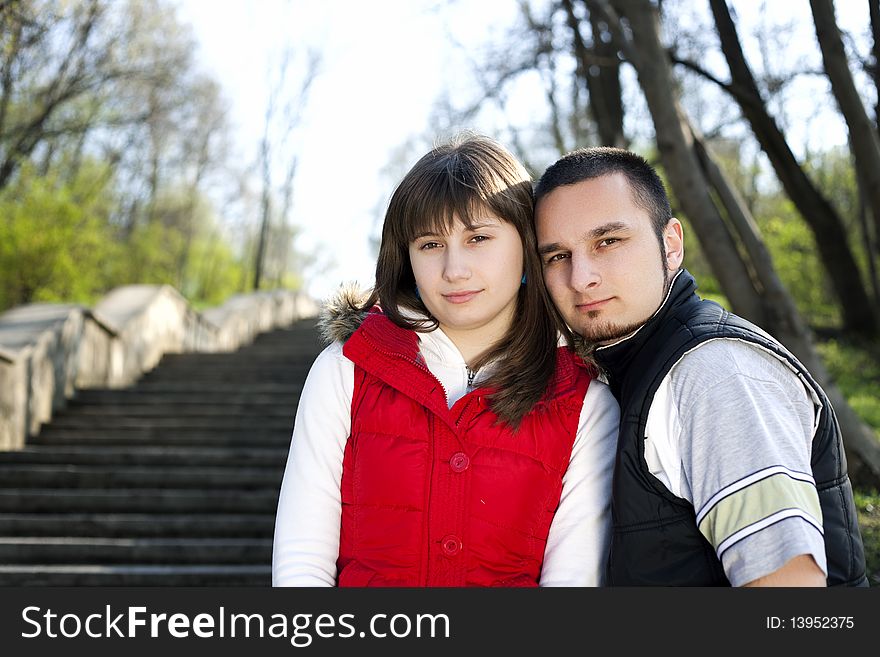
[599,238,620,247]
[545,253,569,264]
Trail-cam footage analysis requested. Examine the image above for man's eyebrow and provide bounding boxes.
[537,242,564,256]
[588,221,628,238]
[538,221,629,255]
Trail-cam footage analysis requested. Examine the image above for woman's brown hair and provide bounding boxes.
[362,133,561,429]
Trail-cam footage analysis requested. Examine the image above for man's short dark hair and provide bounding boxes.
[534,147,672,245]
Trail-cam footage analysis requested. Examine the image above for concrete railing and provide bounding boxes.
[0,285,319,451]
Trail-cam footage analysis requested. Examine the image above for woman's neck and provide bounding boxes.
[439,321,509,369]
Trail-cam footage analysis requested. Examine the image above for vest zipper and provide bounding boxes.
[362,331,481,428]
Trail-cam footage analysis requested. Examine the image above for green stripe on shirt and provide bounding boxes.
[698,473,822,548]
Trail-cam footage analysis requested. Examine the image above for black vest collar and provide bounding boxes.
[593,269,696,397]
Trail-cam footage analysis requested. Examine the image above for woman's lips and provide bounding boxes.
[442,290,482,304]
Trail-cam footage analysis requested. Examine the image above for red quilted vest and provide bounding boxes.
[337,312,592,587]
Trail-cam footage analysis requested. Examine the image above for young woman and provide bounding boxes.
[272,134,619,586]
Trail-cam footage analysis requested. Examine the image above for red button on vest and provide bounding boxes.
[450,452,470,473]
[441,535,462,556]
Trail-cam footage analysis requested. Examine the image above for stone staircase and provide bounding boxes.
[0,318,322,585]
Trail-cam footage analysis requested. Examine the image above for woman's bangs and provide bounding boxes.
[400,172,496,242]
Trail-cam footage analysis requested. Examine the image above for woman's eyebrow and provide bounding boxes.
[464,219,502,229]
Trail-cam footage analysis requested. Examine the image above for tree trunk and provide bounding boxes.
[693,128,880,488]
[593,0,880,489]
[868,0,880,130]
[592,0,767,326]
[811,0,880,299]
[710,0,878,338]
[588,8,627,148]
[561,0,627,148]
[855,166,880,306]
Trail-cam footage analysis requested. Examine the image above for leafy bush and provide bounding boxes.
[855,490,880,586]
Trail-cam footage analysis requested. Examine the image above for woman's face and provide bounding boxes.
[408,212,524,346]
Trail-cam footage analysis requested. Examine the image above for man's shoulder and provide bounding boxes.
[660,337,815,426]
[674,334,791,371]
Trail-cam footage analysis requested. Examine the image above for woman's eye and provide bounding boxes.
[419,241,441,250]
[470,234,489,243]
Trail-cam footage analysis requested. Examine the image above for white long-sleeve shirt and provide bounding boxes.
[272,326,620,587]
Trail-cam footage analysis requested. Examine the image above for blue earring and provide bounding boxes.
[521,274,527,285]
[415,285,421,300]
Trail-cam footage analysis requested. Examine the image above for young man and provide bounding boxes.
[534,146,867,587]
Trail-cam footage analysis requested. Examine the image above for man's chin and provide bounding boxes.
[573,319,646,345]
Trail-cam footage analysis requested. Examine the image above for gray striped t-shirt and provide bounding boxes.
[644,338,827,586]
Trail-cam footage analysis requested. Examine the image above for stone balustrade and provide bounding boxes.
[0,285,319,450]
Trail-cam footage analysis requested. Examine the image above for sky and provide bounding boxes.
[174,0,518,302]
[174,0,871,302]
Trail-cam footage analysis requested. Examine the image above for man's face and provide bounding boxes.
[535,173,683,344]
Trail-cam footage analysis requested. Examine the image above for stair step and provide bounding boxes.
[0,488,280,513]
[57,405,297,417]
[0,537,272,564]
[0,446,288,466]
[45,416,294,429]
[30,429,292,447]
[0,513,275,537]
[158,353,319,365]
[140,372,307,383]
[85,382,302,394]
[0,321,320,586]
[0,465,284,489]
[0,564,270,586]
[143,365,312,375]
[71,391,300,405]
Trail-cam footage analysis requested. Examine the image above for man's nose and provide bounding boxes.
[569,254,600,291]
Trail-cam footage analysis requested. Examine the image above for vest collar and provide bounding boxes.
[593,269,697,389]
[350,310,580,409]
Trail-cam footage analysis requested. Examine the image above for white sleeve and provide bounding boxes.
[539,379,619,587]
[272,342,353,586]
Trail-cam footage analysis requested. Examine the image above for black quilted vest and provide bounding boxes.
[593,270,867,586]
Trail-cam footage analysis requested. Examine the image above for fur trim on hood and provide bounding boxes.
[317,282,373,345]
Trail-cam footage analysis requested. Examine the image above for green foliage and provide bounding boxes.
[123,219,186,287]
[0,159,258,314]
[185,236,247,307]
[756,196,841,328]
[805,146,860,230]
[0,0,308,316]
[815,339,880,432]
[818,337,879,585]
[854,490,880,586]
[0,161,118,308]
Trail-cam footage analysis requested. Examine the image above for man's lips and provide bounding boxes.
[575,297,613,312]
[442,290,482,304]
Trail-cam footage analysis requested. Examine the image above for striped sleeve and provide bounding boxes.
[668,340,827,586]
[696,465,823,559]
